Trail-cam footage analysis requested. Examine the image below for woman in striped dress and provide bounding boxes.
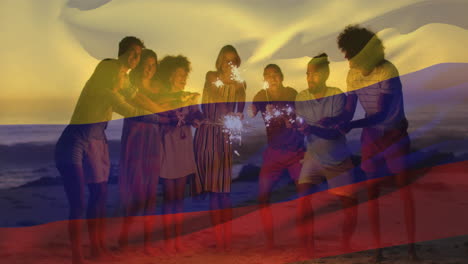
[193,45,246,250]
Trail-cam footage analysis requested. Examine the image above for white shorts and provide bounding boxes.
[299,152,357,197]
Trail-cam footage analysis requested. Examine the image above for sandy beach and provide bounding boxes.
[1,159,468,264]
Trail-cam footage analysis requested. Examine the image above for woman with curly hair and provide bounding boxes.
[156,55,203,252]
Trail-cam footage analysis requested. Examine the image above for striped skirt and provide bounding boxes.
[193,123,233,194]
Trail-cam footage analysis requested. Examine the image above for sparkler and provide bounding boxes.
[229,62,244,83]
[262,105,301,128]
[213,78,224,88]
[285,104,293,115]
[222,114,243,145]
[212,62,243,88]
[262,81,270,102]
[296,116,304,124]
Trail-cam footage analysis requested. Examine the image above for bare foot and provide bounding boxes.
[143,246,158,257]
[89,249,121,262]
[408,250,421,262]
[174,241,188,254]
[106,249,123,261]
[118,235,128,249]
[116,237,130,255]
[299,242,315,259]
[223,244,232,253]
[265,239,277,251]
[370,249,384,263]
[214,241,224,253]
[71,255,88,264]
[162,241,177,256]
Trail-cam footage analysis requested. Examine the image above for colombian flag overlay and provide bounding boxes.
[2,1,468,264]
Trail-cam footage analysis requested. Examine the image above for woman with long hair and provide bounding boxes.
[118,49,175,255]
[193,45,246,251]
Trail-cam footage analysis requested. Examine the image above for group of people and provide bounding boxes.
[55,25,417,264]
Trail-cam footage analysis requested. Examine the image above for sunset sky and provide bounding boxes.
[2,0,468,124]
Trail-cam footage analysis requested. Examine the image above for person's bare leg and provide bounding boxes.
[143,188,157,255]
[209,193,224,251]
[142,216,157,256]
[95,183,121,260]
[162,179,176,254]
[258,177,276,249]
[87,183,115,260]
[396,172,418,261]
[174,176,187,252]
[86,184,101,259]
[118,204,138,251]
[338,195,358,251]
[366,176,383,262]
[220,193,233,251]
[296,183,315,256]
[60,164,87,264]
[96,183,111,253]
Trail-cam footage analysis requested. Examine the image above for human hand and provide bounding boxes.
[192,119,207,128]
[158,115,174,124]
[183,92,200,103]
[284,118,293,129]
[235,112,244,121]
[176,110,187,127]
[297,122,309,134]
[337,122,352,134]
[134,94,155,112]
[317,117,336,128]
[265,104,274,114]
[247,104,257,118]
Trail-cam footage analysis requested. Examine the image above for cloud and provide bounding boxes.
[66,0,112,10]
[2,0,468,124]
[0,0,98,124]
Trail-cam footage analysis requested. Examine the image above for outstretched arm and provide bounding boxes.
[341,64,402,133]
[318,93,357,127]
[348,93,392,129]
[131,93,172,113]
[306,125,342,140]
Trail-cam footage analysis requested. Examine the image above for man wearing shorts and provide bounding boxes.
[55,36,158,264]
[337,25,417,262]
[295,53,358,255]
[249,64,305,249]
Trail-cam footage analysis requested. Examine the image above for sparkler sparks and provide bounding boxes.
[262,105,300,128]
[285,105,293,115]
[229,62,244,83]
[222,114,243,145]
[273,109,281,117]
[213,78,224,88]
[262,81,270,102]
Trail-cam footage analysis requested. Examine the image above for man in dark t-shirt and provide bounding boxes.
[249,64,304,248]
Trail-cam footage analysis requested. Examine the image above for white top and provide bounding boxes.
[296,87,351,165]
[347,60,406,130]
